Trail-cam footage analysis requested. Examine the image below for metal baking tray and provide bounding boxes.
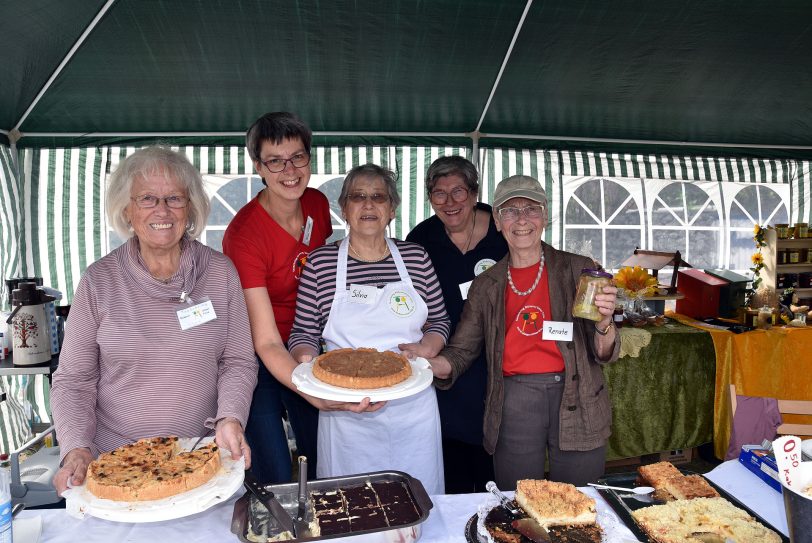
[231,470,433,543]
[596,471,789,543]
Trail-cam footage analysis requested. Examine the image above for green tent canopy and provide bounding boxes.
[2,0,811,157]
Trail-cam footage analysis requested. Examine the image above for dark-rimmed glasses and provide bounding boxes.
[429,187,470,205]
[131,195,188,209]
[497,204,544,221]
[347,192,389,204]
[261,152,310,173]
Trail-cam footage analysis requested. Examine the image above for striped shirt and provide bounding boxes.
[51,238,257,461]
[288,239,451,352]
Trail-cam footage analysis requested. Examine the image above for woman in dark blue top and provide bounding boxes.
[406,156,508,493]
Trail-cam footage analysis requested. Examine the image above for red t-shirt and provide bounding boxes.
[222,188,332,342]
[502,262,566,375]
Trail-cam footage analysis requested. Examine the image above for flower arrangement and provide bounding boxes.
[614,266,658,298]
[745,224,768,308]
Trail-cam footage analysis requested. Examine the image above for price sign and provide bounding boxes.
[773,435,802,490]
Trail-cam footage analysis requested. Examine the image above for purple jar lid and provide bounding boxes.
[580,268,613,279]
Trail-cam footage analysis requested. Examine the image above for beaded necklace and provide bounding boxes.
[507,249,545,296]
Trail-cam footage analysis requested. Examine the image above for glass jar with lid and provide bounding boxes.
[572,269,613,321]
[775,224,790,239]
[794,222,808,239]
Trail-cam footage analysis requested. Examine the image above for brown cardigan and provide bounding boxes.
[435,242,621,454]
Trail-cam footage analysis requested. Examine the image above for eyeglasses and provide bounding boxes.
[131,194,188,209]
[497,204,545,221]
[347,192,389,204]
[429,187,470,205]
[260,152,310,173]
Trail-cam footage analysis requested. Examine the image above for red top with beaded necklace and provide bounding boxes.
[502,259,565,375]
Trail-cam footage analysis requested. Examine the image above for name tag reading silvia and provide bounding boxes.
[349,284,378,305]
[542,321,573,341]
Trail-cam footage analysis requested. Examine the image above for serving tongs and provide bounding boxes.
[243,469,297,536]
[294,456,311,537]
[486,481,551,543]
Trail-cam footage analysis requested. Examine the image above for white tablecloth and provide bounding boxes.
[14,461,787,543]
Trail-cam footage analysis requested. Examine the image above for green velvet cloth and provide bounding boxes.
[602,322,715,460]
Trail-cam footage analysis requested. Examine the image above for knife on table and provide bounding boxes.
[243,470,297,536]
[485,481,551,543]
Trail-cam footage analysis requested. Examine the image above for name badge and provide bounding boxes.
[177,298,217,330]
[302,216,314,246]
[542,321,573,341]
[349,284,378,305]
[458,280,473,300]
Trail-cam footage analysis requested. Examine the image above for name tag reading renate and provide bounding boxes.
[542,321,573,341]
[177,299,217,330]
[349,284,378,305]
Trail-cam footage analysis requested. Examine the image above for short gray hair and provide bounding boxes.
[338,164,401,210]
[425,155,479,195]
[106,146,210,239]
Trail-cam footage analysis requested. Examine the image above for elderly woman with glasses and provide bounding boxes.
[428,175,620,490]
[289,163,451,495]
[405,156,507,493]
[51,146,258,495]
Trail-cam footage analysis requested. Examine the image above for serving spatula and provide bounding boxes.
[485,481,551,543]
[243,470,297,536]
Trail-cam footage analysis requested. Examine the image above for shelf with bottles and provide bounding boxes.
[762,227,812,298]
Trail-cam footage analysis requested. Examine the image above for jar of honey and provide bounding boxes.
[572,269,613,322]
[775,224,790,239]
[794,222,808,239]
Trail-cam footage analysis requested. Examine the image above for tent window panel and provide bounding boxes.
[687,230,721,269]
[605,229,643,270]
[651,201,681,227]
[602,181,634,222]
[610,199,640,225]
[205,230,225,253]
[209,197,236,224]
[315,176,349,244]
[564,229,603,265]
[652,229,686,257]
[692,201,719,226]
[729,231,757,272]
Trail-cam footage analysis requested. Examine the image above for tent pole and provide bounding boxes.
[12,0,117,133]
[474,0,534,133]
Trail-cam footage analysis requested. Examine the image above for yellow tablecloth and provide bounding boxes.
[670,313,812,458]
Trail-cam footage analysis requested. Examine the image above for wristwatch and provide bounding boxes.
[594,321,614,336]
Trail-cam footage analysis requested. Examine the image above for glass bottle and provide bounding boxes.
[572,269,613,322]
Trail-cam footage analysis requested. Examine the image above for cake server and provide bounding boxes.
[485,481,551,543]
[243,470,296,536]
[294,456,311,538]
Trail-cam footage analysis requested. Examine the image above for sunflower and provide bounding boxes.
[753,224,762,235]
[614,266,658,297]
[751,253,764,266]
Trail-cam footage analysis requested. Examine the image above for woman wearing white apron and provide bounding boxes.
[289,164,450,495]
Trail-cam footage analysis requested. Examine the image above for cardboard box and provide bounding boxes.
[739,445,781,492]
[659,448,693,464]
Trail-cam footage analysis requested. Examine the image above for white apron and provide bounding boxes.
[317,237,444,495]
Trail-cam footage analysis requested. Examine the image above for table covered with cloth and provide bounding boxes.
[670,313,812,459]
[14,460,786,542]
[602,320,716,459]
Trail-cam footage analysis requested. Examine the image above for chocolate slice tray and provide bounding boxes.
[231,470,432,543]
[595,470,788,543]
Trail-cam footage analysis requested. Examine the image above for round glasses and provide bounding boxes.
[131,195,188,209]
[261,152,311,173]
[429,186,470,205]
[497,204,544,222]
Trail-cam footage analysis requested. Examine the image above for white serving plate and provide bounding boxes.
[63,436,244,523]
[292,357,433,402]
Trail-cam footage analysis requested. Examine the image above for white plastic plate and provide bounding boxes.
[292,357,433,402]
[63,437,244,523]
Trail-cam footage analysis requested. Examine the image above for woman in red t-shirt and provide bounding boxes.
[223,112,376,483]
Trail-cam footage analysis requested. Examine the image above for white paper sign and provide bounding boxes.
[774,435,804,490]
[458,280,473,300]
[176,299,217,330]
[302,216,314,245]
[348,284,378,305]
[542,321,573,341]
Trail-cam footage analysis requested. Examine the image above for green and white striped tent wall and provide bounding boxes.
[0,143,811,453]
[2,145,811,308]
